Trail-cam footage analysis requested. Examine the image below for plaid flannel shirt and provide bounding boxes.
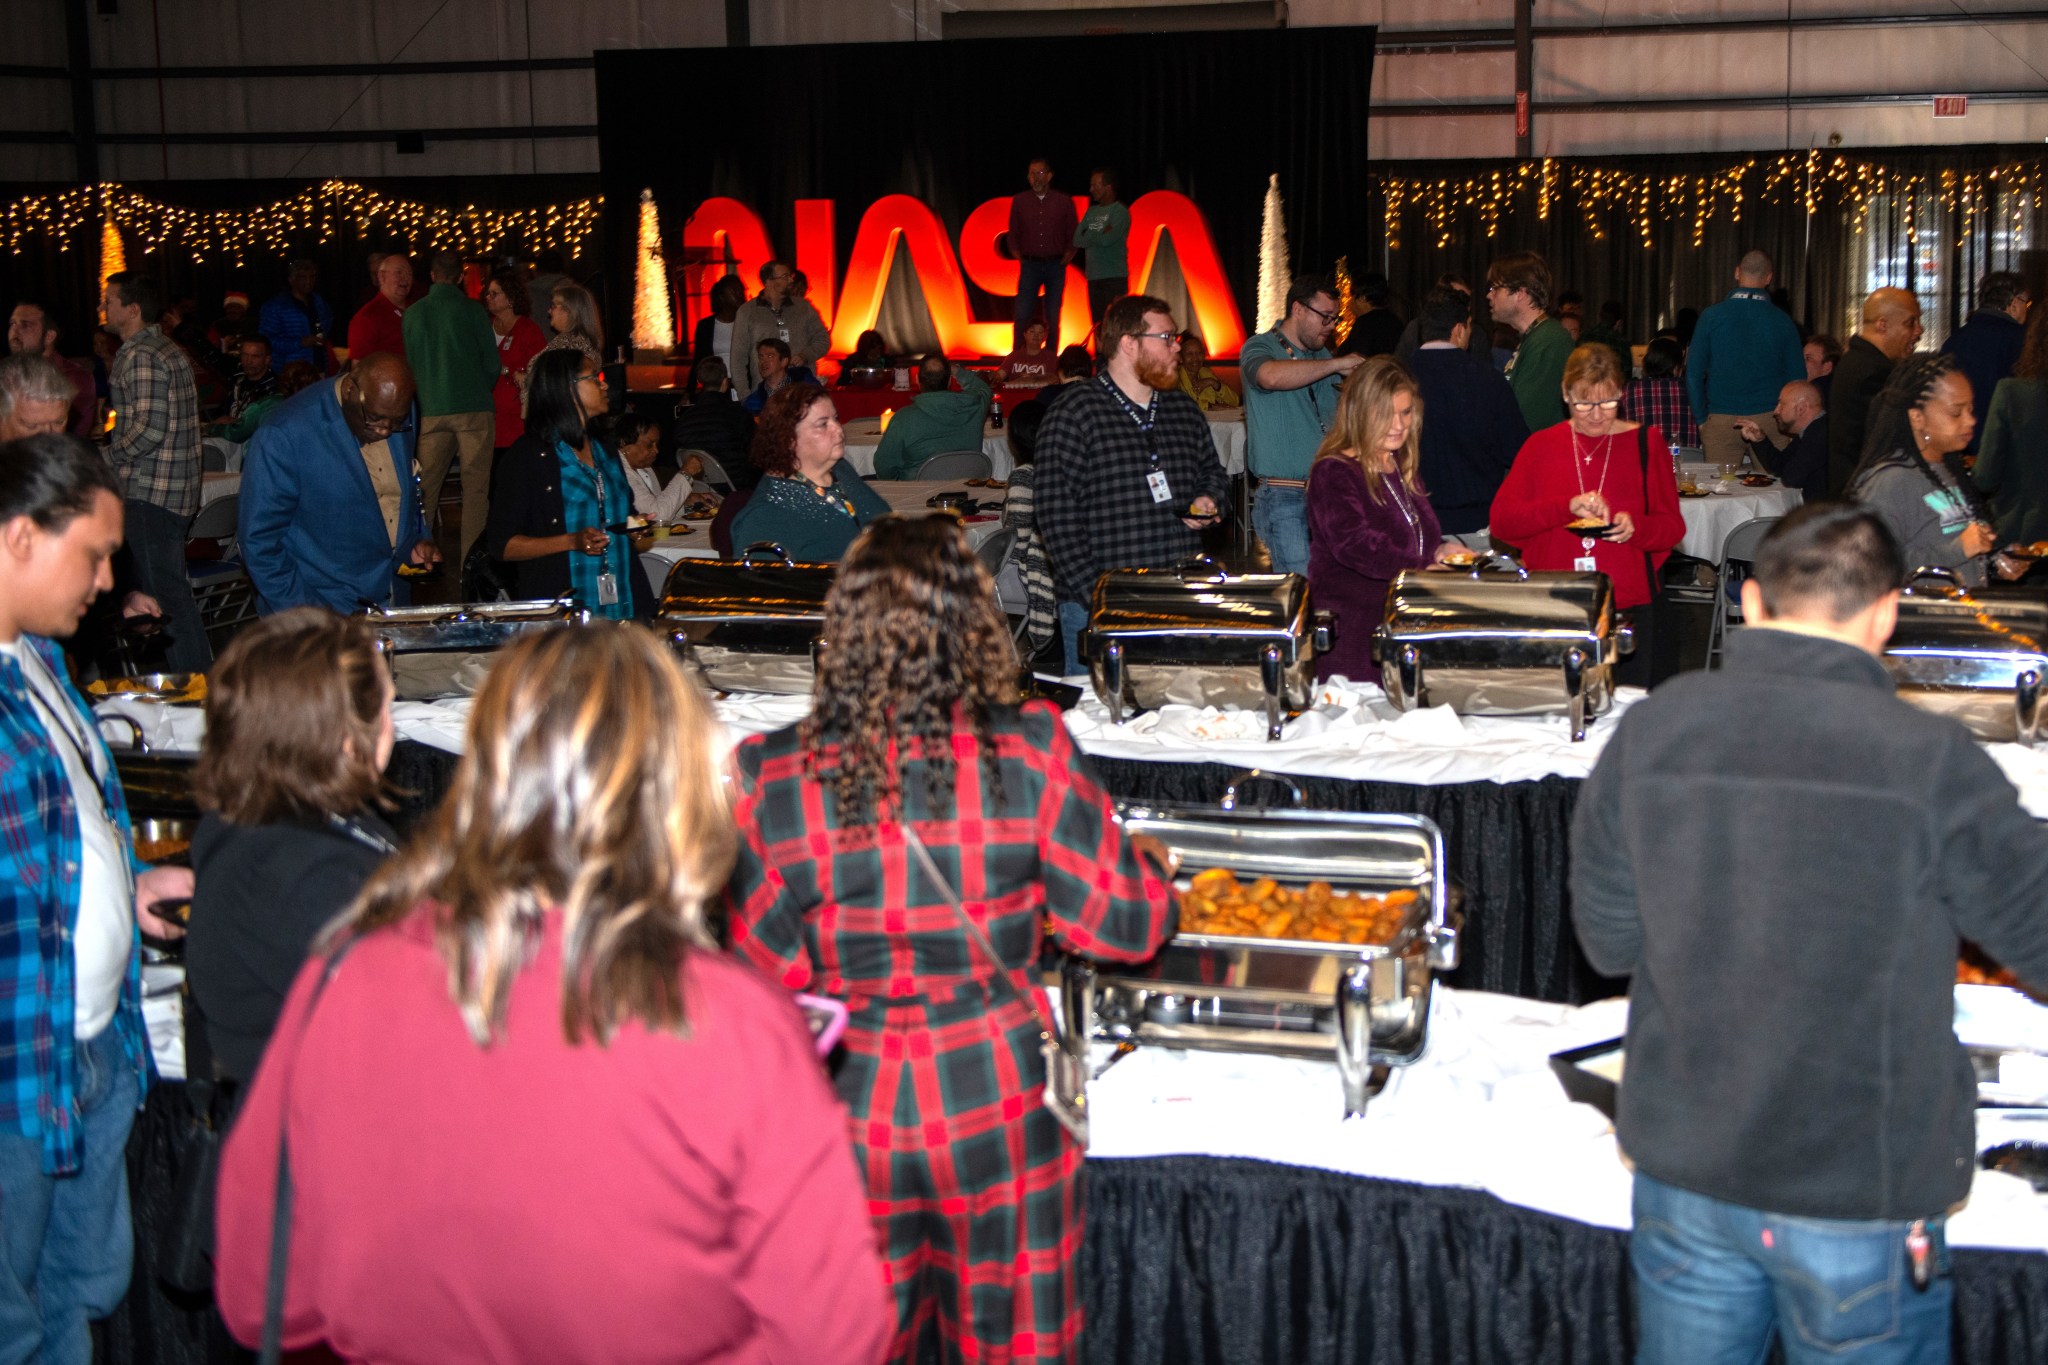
[1625,376,1701,450]
[1034,374,1231,604]
[108,325,204,518]
[727,703,1175,1362]
[0,637,151,1175]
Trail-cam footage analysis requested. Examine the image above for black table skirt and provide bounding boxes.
[1087,758,1623,1005]
[1081,1155,2048,1365]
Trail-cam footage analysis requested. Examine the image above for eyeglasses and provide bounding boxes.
[1486,284,1513,296]
[577,371,609,387]
[1133,331,1180,344]
[1568,398,1622,413]
[1299,300,1337,325]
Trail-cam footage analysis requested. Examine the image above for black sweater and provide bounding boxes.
[186,811,397,1083]
[1410,346,1528,533]
[1572,627,2048,1220]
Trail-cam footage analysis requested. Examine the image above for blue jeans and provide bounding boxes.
[1059,599,1090,679]
[1631,1173,1952,1365]
[1252,482,1310,575]
[1015,258,1066,350]
[0,1028,138,1365]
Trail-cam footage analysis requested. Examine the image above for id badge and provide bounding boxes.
[596,572,619,606]
[1147,470,1173,504]
[1573,555,1598,573]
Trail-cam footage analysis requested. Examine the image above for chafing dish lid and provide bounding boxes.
[1377,568,1615,643]
[1087,560,1310,646]
[1889,577,2048,663]
[657,554,837,624]
[364,598,585,625]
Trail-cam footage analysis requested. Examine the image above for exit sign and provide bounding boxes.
[1934,95,1969,118]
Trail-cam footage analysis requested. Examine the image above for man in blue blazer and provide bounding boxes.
[239,353,439,614]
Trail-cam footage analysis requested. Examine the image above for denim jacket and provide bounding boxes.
[0,636,150,1174]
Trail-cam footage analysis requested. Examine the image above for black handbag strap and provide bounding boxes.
[259,935,361,1364]
[902,827,1054,1042]
[1636,424,1660,593]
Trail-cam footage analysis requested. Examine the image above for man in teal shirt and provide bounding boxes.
[1686,250,1805,468]
[1240,276,1363,573]
[872,354,991,480]
[1488,251,1573,433]
[1073,167,1131,332]
[401,251,500,555]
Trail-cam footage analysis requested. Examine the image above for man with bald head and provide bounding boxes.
[238,350,438,613]
[1686,249,1806,468]
[1828,286,1924,495]
[1735,380,1829,504]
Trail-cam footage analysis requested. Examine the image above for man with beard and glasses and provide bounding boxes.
[1036,294,1230,675]
[1240,276,1364,573]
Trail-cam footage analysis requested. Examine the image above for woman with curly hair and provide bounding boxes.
[1847,351,2024,586]
[726,516,1178,1364]
[728,381,890,561]
[215,626,891,1362]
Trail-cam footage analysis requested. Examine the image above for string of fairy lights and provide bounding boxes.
[1376,151,2046,252]
[0,180,602,266]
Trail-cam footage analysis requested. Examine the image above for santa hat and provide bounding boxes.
[222,290,249,308]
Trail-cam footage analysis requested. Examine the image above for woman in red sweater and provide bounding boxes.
[214,626,891,1364]
[1490,343,1686,687]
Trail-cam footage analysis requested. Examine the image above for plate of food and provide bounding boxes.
[1566,518,1616,537]
[1740,473,1776,488]
[665,523,696,536]
[1440,547,1481,568]
[964,477,1009,490]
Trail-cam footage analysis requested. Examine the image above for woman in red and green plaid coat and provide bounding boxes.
[727,516,1177,1365]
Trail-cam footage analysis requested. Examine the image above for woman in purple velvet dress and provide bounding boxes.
[1307,356,1460,684]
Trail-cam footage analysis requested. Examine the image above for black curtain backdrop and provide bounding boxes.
[0,174,602,370]
[594,27,1376,347]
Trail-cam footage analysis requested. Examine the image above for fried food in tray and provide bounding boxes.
[1178,867,1418,946]
[134,836,191,864]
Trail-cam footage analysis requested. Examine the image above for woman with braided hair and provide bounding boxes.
[726,514,1177,1364]
[1846,351,2024,586]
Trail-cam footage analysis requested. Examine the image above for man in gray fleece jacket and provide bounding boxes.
[1572,502,2048,1364]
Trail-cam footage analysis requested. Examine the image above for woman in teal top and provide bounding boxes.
[731,383,892,563]
[485,348,646,618]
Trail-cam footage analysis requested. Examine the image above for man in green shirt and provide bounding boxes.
[401,251,500,555]
[1073,168,1131,335]
[1240,276,1364,574]
[1488,251,1573,432]
[872,354,991,480]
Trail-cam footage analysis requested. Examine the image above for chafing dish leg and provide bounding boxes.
[2018,669,2043,748]
[1563,646,1588,742]
[1336,961,1379,1118]
[1261,643,1284,741]
[1103,639,1125,725]
[1398,644,1421,708]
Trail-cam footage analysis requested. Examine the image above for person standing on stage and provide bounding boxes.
[1072,166,1130,334]
[1008,157,1077,353]
[1240,275,1362,575]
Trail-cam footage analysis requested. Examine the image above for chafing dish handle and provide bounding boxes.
[1218,768,1306,812]
[1564,646,1589,742]
[96,713,148,756]
[1312,611,1335,654]
[1902,566,1962,597]
[1260,643,1285,742]
[2018,669,2043,749]
[1398,643,1422,707]
[1471,552,1530,580]
[1335,961,1378,1119]
[740,542,797,567]
[1176,555,1229,585]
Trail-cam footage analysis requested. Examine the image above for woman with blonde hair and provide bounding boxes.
[1491,342,1685,685]
[214,626,890,1363]
[1307,355,1462,683]
[727,515,1177,1364]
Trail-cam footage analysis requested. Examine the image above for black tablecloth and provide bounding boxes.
[1081,1155,2048,1365]
[1087,759,1622,1005]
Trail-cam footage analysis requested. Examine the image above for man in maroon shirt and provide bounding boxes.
[345,253,412,363]
[1008,157,1076,352]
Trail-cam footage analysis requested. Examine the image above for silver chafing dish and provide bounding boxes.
[658,544,835,695]
[1061,774,1458,1118]
[1884,567,2048,746]
[362,596,591,655]
[1081,558,1331,742]
[1372,556,1633,741]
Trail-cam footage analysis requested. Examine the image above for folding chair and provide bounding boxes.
[913,450,992,481]
[1705,516,1782,669]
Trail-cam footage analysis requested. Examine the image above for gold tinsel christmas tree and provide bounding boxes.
[1332,256,1355,349]
[1257,174,1290,330]
[631,188,673,356]
[97,218,126,324]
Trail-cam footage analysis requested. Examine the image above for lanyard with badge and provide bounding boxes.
[19,651,118,826]
[573,448,620,607]
[1099,373,1175,506]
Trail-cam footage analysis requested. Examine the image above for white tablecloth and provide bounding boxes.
[1676,462,1802,562]
[1087,984,2048,1250]
[1205,409,1246,475]
[839,417,1014,481]
[199,470,240,506]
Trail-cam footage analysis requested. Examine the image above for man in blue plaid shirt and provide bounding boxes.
[0,433,191,1363]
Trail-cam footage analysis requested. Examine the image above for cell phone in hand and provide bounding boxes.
[794,992,849,1057]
